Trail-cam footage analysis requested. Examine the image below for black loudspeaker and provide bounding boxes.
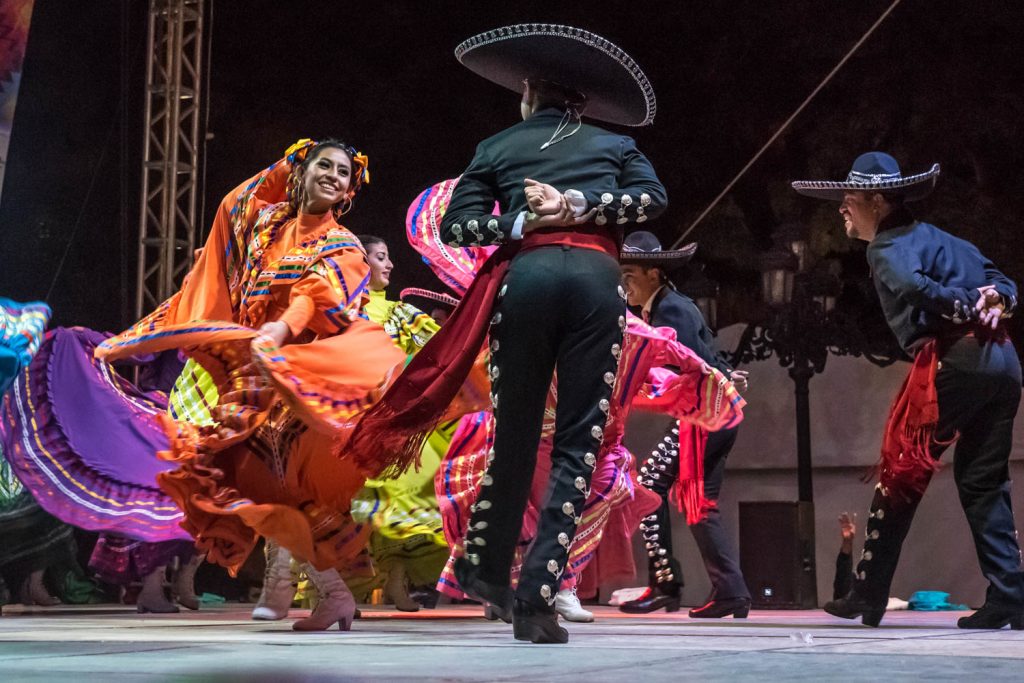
[739,501,817,609]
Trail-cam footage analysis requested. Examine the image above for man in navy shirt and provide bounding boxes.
[793,152,1023,629]
[618,232,751,619]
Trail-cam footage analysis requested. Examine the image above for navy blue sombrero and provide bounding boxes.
[791,152,940,202]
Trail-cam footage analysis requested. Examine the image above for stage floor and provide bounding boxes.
[1,604,1022,681]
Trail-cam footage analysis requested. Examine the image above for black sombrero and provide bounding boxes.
[791,152,940,202]
[455,24,656,127]
[619,231,697,266]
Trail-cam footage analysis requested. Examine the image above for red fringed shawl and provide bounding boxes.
[671,424,713,524]
[878,339,947,494]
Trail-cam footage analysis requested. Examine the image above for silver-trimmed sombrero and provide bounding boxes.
[791,152,940,202]
[455,24,656,127]
[620,231,697,266]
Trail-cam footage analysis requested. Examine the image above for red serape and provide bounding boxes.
[877,339,946,495]
[671,423,712,524]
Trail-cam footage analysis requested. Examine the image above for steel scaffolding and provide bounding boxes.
[135,0,204,317]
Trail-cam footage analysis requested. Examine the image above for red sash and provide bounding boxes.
[878,326,1008,495]
[877,340,944,495]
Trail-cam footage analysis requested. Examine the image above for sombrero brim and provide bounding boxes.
[455,24,656,127]
[619,241,697,266]
[400,288,460,309]
[792,163,940,202]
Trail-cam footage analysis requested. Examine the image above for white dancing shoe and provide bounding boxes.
[292,564,356,631]
[251,540,294,621]
[555,587,594,623]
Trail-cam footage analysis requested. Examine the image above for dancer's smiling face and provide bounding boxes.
[299,147,352,214]
[839,191,890,242]
[620,264,664,308]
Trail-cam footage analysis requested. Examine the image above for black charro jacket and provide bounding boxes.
[440,108,667,247]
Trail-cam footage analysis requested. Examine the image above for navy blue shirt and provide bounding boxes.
[866,209,1018,352]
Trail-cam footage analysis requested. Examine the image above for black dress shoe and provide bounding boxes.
[689,596,751,619]
[823,594,885,627]
[453,557,512,624]
[957,603,1024,630]
[512,598,568,644]
[619,585,681,614]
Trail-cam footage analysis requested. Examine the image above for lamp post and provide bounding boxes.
[724,223,903,606]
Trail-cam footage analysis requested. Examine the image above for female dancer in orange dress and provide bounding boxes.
[96,139,405,631]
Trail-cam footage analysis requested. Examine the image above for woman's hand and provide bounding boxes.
[257,320,291,347]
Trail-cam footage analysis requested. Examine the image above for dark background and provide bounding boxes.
[1,0,1021,342]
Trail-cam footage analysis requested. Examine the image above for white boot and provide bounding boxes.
[292,564,356,632]
[137,566,179,614]
[555,587,594,623]
[252,541,294,621]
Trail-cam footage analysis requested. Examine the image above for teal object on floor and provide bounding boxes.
[908,590,968,611]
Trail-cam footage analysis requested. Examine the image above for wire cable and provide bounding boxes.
[670,0,904,248]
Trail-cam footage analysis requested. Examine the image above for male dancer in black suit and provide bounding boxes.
[440,25,667,643]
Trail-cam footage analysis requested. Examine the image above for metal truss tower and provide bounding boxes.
[135,0,204,317]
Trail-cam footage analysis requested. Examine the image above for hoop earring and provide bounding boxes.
[332,196,354,221]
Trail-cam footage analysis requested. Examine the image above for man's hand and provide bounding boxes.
[838,511,856,554]
[524,178,566,216]
[257,320,291,347]
[975,285,1005,330]
[838,511,857,540]
[522,206,598,234]
[522,179,597,233]
[729,369,749,392]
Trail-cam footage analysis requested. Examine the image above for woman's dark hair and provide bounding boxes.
[357,234,387,250]
[302,139,355,170]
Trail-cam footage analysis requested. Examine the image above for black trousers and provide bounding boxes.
[639,422,750,600]
[461,246,624,610]
[853,334,1024,607]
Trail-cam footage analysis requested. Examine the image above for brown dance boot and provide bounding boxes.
[292,564,356,632]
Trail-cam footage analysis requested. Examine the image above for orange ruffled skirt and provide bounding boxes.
[97,319,405,574]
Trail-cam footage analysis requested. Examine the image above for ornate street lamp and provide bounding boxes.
[759,247,798,308]
[725,223,903,606]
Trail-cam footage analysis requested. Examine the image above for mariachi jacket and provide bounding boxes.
[441,108,667,246]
